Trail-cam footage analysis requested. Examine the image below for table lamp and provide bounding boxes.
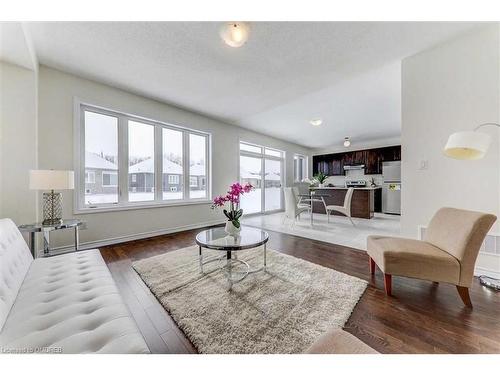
[444,122,500,291]
[29,170,74,225]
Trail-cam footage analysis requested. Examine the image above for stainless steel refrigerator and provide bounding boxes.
[382,161,401,215]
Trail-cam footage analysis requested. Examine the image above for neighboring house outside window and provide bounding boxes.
[189,176,198,187]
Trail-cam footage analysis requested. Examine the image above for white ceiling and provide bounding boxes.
[26,22,484,149]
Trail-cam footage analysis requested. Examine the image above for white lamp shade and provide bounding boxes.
[219,22,250,47]
[29,170,74,190]
[443,131,491,160]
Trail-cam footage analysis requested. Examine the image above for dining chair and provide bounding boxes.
[283,187,310,225]
[325,187,355,225]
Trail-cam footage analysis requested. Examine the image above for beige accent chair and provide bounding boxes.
[283,187,309,224]
[367,207,496,307]
[326,187,355,225]
[306,328,378,354]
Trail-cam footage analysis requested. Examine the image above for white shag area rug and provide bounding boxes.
[132,245,367,354]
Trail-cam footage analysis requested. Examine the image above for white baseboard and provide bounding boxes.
[45,219,226,256]
[475,266,500,279]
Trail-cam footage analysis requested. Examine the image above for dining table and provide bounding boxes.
[297,192,329,226]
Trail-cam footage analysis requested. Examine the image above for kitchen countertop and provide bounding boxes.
[310,186,382,190]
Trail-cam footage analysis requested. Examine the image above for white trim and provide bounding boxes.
[46,219,226,255]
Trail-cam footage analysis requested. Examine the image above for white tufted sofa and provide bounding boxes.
[0,218,150,354]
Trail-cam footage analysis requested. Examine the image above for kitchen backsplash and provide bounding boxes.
[323,169,384,187]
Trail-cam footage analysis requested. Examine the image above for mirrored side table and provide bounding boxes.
[18,219,86,258]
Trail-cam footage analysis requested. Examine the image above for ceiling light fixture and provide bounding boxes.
[310,119,323,126]
[344,137,351,147]
[220,22,250,48]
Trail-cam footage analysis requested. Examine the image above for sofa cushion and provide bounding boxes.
[0,219,33,331]
[367,235,460,284]
[306,329,378,354]
[0,250,149,353]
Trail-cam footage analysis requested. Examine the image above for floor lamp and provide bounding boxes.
[444,122,500,291]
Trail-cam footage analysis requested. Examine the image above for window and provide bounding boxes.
[240,142,262,154]
[102,171,118,187]
[163,128,183,200]
[265,148,282,158]
[168,175,179,184]
[128,120,155,202]
[77,103,211,211]
[83,111,118,205]
[85,171,95,183]
[294,154,308,182]
[189,133,207,199]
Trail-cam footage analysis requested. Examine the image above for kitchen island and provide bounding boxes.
[310,186,382,219]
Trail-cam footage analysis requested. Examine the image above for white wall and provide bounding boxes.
[38,66,311,249]
[0,61,38,224]
[401,25,500,276]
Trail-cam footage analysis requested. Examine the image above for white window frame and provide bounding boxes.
[168,174,179,184]
[85,171,95,184]
[74,100,212,213]
[102,171,118,187]
[294,154,308,182]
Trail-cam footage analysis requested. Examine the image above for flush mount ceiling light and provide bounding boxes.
[310,119,323,126]
[220,22,250,48]
[343,137,351,147]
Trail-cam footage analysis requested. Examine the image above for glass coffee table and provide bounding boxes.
[195,227,269,289]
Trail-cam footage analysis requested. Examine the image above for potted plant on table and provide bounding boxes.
[313,172,328,188]
[211,182,254,236]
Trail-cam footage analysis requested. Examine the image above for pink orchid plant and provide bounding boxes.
[211,182,253,229]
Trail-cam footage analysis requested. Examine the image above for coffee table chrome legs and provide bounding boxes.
[197,245,267,290]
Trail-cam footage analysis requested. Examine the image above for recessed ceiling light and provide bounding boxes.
[310,119,323,126]
[344,137,351,147]
[220,22,250,48]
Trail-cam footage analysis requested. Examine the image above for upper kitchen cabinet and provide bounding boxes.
[313,145,401,176]
[365,149,382,174]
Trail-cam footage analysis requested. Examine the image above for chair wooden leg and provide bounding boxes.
[456,286,472,308]
[384,273,392,296]
[369,257,376,275]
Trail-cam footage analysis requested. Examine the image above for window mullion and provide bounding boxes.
[183,131,190,200]
[118,116,129,204]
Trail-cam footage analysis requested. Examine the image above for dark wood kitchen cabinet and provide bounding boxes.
[313,145,400,176]
[365,149,382,174]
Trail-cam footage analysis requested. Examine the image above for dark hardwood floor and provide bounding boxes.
[100,226,500,354]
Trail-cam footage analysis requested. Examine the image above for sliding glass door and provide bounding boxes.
[239,142,283,215]
[240,155,262,214]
